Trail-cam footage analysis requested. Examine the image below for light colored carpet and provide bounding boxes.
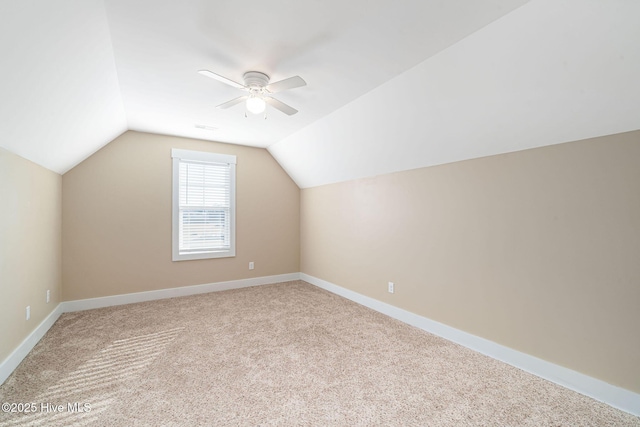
[1,280,638,426]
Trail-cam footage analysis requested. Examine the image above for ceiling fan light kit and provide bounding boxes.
[246,95,266,114]
[198,69,306,116]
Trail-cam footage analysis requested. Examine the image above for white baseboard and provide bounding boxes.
[4,272,638,416]
[0,303,64,385]
[1,273,300,385]
[62,273,301,312]
[300,273,640,416]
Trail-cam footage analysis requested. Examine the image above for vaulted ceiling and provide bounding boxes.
[1,0,638,188]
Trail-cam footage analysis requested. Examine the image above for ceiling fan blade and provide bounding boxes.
[217,96,248,109]
[265,97,298,115]
[266,76,306,93]
[198,70,245,89]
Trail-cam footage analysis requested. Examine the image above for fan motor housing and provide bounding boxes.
[243,71,270,89]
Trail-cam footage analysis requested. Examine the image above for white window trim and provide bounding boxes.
[171,148,236,261]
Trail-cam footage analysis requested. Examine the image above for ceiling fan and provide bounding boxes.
[198,70,306,116]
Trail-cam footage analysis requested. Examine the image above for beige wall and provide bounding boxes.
[0,148,62,363]
[62,131,299,300]
[300,130,640,393]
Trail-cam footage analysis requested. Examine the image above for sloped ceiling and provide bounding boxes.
[1,0,527,174]
[1,0,638,187]
[0,0,127,173]
[270,0,640,188]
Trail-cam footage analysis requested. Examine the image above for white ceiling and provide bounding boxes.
[271,0,640,187]
[1,0,638,187]
[104,0,530,150]
[0,0,126,173]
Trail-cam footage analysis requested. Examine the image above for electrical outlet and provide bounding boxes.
[26,306,31,321]
[46,290,50,303]
[388,282,395,294]
[249,262,254,270]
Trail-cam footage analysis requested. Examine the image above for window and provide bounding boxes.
[172,149,236,261]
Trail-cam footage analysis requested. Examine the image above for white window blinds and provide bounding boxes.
[172,149,236,261]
